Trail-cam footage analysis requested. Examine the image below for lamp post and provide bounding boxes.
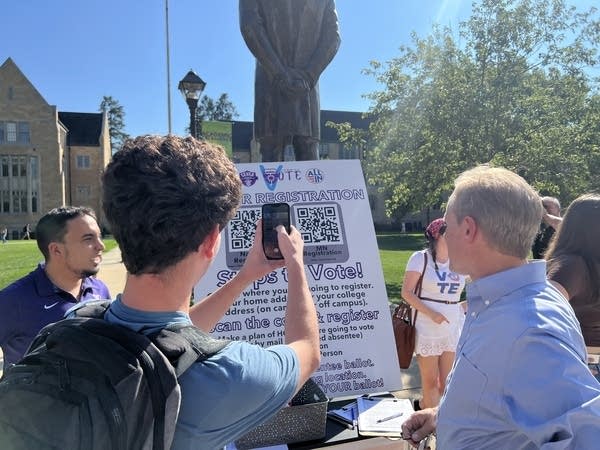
[178,69,206,138]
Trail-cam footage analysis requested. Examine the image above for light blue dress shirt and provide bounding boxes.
[105,297,300,450]
[437,261,600,449]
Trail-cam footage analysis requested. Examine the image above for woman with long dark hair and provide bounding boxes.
[401,218,466,409]
[546,194,600,347]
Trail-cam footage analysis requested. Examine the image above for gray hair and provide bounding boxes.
[447,165,543,258]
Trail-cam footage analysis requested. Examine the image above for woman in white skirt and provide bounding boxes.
[401,218,466,409]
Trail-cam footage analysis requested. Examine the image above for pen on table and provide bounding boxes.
[329,415,354,429]
[376,411,404,423]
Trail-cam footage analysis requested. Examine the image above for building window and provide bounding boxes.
[76,154,91,169]
[340,145,359,160]
[0,121,30,144]
[0,155,39,214]
[368,194,378,213]
[319,143,330,159]
[6,122,16,142]
[0,191,9,213]
[18,122,30,144]
[76,185,91,200]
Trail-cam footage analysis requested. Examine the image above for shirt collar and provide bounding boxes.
[80,277,96,296]
[467,260,547,313]
[106,295,191,335]
[33,262,93,300]
[33,263,59,297]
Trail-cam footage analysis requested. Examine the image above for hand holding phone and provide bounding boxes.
[261,203,291,260]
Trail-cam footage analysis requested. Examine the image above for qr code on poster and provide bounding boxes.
[295,204,344,245]
[227,207,260,251]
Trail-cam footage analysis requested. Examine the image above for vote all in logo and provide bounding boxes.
[305,168,324,184]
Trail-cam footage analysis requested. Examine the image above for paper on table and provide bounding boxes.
[356,396,413,437]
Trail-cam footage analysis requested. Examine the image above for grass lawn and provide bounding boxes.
[0,239,118,289]
[0,234,421,299]
[376,232,425,303]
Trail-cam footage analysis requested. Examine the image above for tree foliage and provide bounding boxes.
[338,0,600,219]
[195,93,239,122]
[99,96,130,154]
[190,93,239,137]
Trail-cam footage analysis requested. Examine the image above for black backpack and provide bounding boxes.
[0,301,229,450]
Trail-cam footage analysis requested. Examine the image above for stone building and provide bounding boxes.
[0,58,110,238]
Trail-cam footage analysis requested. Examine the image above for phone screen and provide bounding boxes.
[261,203,290,260]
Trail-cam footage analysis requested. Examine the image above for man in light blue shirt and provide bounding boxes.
[101,135,320,449]
[104,296,299,450]
[402,165,600,449]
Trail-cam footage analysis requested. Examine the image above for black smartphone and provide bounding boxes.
[261,203,291,260]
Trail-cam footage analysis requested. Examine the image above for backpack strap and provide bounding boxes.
[411,252,428,324]
[70,299,112,319]
[70,299,230,376]
[149,325,230,376]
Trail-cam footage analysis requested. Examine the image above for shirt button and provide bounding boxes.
[471,312,476,317]
[484,300,490,305]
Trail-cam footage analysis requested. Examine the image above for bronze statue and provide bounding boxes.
[240,0,340,162]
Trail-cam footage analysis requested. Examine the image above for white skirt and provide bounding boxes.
[414,303,464,357]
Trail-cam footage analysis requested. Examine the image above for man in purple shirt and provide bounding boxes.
[0,206,110,367]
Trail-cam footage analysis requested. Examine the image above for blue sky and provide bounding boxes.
[1,1,595,137]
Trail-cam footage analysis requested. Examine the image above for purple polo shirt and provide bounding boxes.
[0,263,111,367]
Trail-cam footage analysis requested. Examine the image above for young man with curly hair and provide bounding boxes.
[101,135,320,449]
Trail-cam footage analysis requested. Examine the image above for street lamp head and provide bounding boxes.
[178,69,206,100]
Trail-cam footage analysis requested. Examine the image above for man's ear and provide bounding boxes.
[199,225,221,259]
[463,216,477,242]
[47,242,62,259]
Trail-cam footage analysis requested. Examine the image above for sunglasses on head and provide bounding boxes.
[425,221,447,239]
[439,223,447,235]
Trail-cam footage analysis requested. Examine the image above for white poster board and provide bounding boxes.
[194,160,402,397]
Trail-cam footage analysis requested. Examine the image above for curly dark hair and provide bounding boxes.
[102,135,242,275]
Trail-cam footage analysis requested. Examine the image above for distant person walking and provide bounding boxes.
[0,207,110,367]
[1,227,7,244]
[21,223,31,240]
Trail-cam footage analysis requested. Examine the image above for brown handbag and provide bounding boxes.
[392,252,428,369]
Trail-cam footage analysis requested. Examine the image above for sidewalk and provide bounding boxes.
[99,246,127,296]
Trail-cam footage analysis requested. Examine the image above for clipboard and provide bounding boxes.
[327,401,358,429]
[355,396,413,437]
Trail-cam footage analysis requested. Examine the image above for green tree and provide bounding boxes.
[99,96,130,154]
[197,93,238,122]
[338,0,600,218]
[190,93,239,137]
